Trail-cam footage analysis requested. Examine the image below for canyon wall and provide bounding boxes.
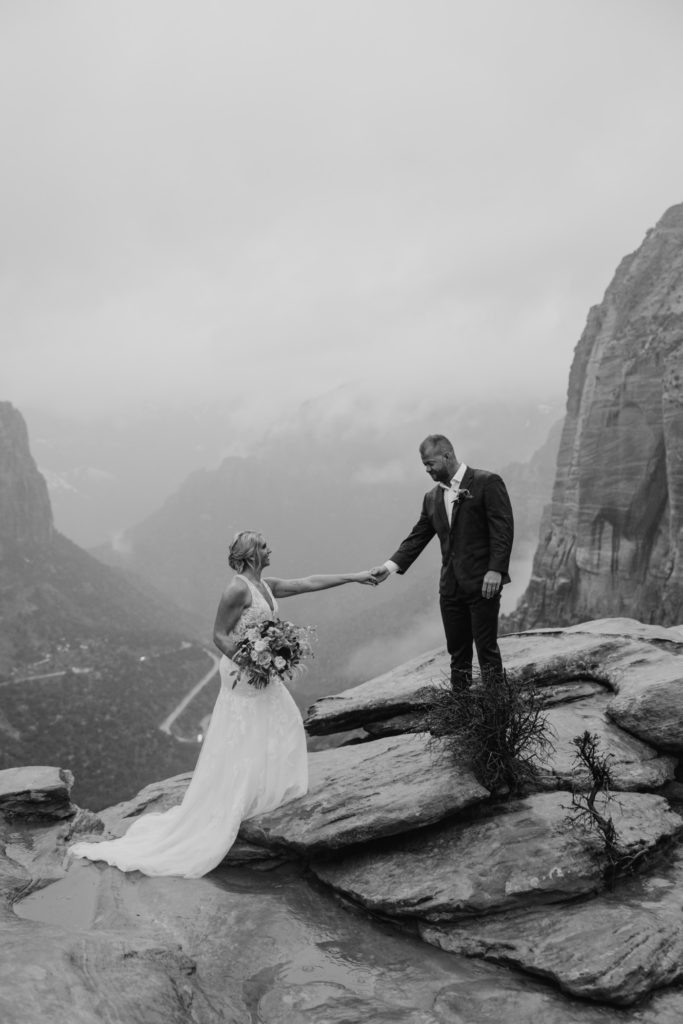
[511,204,683,628]
[0,401,53,556]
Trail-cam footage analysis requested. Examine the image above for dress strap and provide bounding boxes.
[235,574,275,613]
[233,573,255,599]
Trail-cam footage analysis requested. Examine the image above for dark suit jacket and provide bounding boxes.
[389,466,514,596]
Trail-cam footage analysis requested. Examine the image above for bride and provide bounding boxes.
[70,530,377,877]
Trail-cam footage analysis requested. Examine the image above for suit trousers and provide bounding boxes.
[439,587,503,688]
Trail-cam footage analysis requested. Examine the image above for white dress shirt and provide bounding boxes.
[384,463,467,574]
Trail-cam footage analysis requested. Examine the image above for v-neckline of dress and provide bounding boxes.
[242,575,275,614]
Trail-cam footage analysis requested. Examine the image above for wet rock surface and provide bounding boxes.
[256,981,443,1023]
[4,619,683,1020]
[7,831,633,1024]
[5,840,683,1024]
[305,622,683,781]
[311,791,682,921]
[240,733,489,854]
[300,620,683,1011]
[537,694,677,791]
[608,678,683,755]
[305,626,683,742]
[421,849,683,1006]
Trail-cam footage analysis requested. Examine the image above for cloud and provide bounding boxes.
[343,610,445,683]
[2,1,683,424]
[353,460,409,485]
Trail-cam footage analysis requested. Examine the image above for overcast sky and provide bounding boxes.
[2,0,683,427]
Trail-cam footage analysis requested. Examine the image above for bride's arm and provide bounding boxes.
[212,577,251,657]
[266,572,378,598]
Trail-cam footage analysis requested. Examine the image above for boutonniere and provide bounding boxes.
[453,488,473,503]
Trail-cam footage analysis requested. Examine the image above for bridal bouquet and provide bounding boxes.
[232,619,315,689]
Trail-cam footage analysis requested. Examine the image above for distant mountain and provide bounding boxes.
[0,401,203,808]
[26,391,563,548]
[94,401,562,704]
[0,396,559,806]
[0,403,195,674]
[23,403,245,548]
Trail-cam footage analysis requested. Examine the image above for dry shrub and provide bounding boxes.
[419,667,554,795]
[568,730,655,885]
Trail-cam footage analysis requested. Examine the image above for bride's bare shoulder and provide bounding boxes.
[219,575,252,606]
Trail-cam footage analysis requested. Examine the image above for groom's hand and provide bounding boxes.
[482,570,502,599]
[370,565,390,583]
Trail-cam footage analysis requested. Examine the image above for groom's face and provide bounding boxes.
[421,446,453,484]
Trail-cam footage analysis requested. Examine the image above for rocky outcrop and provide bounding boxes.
[98,735,489,858]
[538,693,678,790]
[304,625,683,764]
[608,674,683,756]
[240,734,488,855]
[510,204,683,629]
[0,401,53,556]
[422,851,683,1006]
[4,619,683,1020]
[0,766,75,820]
[257,983,444,1023]
[298,620,683,1008]
[312,791,681,921]
[4,774,627,1024]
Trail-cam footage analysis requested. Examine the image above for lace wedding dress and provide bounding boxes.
[71,576,308,877]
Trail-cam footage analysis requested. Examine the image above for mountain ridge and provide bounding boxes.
[0,402,203,808]
[92,410,561,703]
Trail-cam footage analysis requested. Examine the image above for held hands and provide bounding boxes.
[366,565,500,595]
[482,570,502,599]
[356,570,380,586]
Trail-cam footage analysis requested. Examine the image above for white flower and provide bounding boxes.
[274,656,286,670]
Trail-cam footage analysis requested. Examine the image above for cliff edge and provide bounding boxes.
[4,620,683,1022]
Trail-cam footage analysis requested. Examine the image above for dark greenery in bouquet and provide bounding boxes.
[233,619,315,689]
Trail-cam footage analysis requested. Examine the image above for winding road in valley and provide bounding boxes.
[159,648,221,736]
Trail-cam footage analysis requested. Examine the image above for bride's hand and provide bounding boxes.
[356,571,379,586]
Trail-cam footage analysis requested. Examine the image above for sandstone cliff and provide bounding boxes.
[510,204,683,628]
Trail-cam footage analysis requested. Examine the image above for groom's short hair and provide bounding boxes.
[420,434,455,457]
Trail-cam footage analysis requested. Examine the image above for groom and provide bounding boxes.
[371,434,514,689]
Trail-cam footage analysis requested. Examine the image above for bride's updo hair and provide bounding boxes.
[228,530,264,573]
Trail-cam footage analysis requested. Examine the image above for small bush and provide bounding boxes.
[419,667,554,795]
[568,730,649,885]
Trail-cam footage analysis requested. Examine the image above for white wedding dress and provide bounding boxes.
[71,576,308,877]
